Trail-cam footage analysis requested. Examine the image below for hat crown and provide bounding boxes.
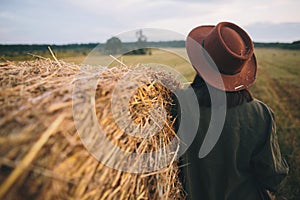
[203,22,254,75]
[221,26,246,57]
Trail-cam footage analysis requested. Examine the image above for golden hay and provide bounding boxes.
[0,58,185,200]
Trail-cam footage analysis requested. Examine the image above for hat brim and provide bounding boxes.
[186,25,257,91]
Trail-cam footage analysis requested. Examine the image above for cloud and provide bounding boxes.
[0,0,299,43]
[245,22,300,42]
[153,0,230,3]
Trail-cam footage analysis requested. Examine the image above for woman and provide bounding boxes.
[172,22,289,200]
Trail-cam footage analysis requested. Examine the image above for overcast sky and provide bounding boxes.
[0,0,299,44]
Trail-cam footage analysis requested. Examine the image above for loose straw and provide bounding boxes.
[0,114,66,199]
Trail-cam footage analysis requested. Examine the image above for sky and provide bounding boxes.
[0,0,299,44]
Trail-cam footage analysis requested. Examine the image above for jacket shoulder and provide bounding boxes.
[250,99,275,120]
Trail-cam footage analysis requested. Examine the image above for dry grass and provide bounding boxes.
[0,58,185,200]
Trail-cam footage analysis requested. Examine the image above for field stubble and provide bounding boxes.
[0,47,299,199]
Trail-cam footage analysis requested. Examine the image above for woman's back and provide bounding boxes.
[179,96,287,200]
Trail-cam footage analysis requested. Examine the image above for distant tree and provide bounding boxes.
[124,30,152,55]
[136,30,151,55]
[105,37,122,55]
[136,30,147,49]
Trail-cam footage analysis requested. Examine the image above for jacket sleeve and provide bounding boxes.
[251,106,289,192]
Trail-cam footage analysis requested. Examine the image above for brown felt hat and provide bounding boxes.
[186,22,257,91]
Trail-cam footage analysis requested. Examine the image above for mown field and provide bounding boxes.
[63,47,300,199]
[2,47,300,199]
[251,48,300,199]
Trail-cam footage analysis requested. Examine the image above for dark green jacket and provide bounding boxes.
[173,91,289,200]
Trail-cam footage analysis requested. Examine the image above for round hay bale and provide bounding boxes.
[0,59,185,200]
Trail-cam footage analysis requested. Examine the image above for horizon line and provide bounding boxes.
[0,40,299,46]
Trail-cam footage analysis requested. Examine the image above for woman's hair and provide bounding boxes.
[191,74,253,108]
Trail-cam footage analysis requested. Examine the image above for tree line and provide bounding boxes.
[1,40,299,60]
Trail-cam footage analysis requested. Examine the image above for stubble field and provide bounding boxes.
[1,47,299,199]
[64,47,300,199]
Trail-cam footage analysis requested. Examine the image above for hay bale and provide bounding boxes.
[0,59,185,200]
